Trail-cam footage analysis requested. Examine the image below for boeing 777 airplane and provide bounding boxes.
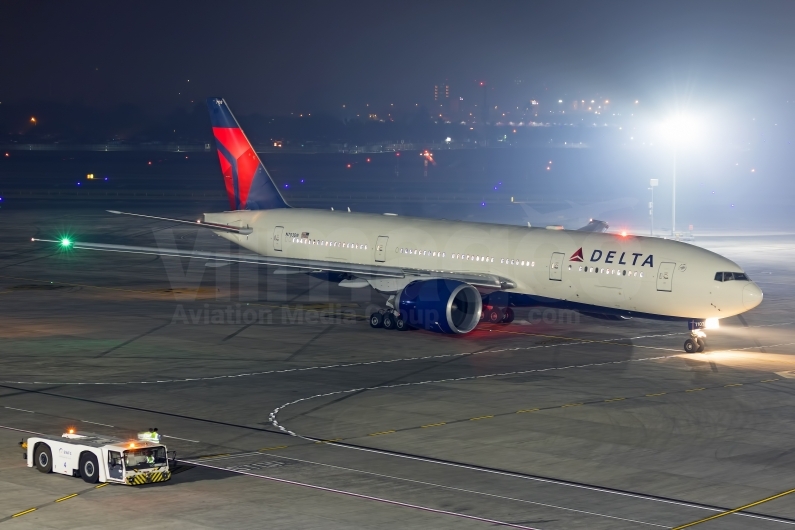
[34,98,763,353]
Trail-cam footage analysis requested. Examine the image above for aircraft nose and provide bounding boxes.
[742,282,763,310]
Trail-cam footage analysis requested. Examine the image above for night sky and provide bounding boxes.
[3,0,794,115]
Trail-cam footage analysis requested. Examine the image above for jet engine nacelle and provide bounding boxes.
[396,279,482,334]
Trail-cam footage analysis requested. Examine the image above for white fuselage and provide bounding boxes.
[205,209,762,321]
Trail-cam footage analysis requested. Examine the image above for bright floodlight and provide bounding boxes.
[659,114,702,146]
[60,238,72,247]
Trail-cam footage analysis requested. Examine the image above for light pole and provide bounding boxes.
[649,179,658,236]
[660,114,700,239]
[671,148,676,237]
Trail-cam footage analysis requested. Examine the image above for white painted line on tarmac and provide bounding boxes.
[245,453,668,527]
[4,406,34,413]
[0,424,46,436]
[183,459,542,530]
[162,434,200,443]
[268,350,795,528]
[269,353,678,436]
[81,420,114,427]
[0,331,682,386]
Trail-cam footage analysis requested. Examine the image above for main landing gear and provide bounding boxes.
[480,306,515,325]
[683,329,707,353]
[369,309,409,331]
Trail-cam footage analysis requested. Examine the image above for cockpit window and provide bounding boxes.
[715,272,750,282]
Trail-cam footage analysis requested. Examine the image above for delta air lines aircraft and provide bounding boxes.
[35,98,763,353]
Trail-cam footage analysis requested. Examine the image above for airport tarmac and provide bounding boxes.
[1,206,795,529]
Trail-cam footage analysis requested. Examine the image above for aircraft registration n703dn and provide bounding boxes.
[34,98,763,353]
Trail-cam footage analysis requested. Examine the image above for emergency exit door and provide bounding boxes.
[656,262,676,291]
[549,252,565,281]
[273,226,283,251]
[375,236,389,262]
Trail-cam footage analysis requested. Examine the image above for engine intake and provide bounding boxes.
[396,279,482,334]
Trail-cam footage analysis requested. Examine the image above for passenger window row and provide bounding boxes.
[400,248,446,257]
[714,272,749,282]
[453,253,493,262]
[501,258,534,267]
[576,265,643,278]
[292,238,367,250]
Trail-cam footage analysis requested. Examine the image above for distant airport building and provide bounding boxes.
[434,80,450,102]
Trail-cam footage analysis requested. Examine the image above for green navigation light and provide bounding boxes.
[60,238,72,247]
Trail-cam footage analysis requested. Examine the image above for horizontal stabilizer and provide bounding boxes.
[106,210,252,235]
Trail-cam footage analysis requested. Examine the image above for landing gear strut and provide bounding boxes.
[684,329,707,353]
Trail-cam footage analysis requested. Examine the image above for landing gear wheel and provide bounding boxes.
[382,312,396,330]
[395,316,409,331]
[684,338,698,353]
[80,453,100,484]
[487,308,504,324]
[696,337,706,353]
[34,444,52,473]
[369,312,384,328]
[502,307,515,324]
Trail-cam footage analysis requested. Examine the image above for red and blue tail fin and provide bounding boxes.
[207,98,289,211]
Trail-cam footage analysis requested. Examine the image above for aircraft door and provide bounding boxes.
[549,252,565,281]
[656,262,676,292]
[375,236,389,262]
[273,226,283,251]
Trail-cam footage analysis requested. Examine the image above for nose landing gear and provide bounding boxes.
[684,329,707,353]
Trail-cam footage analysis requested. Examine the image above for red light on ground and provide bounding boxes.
[621,231,627,237]
[346,164,351,168]
[366,158,371,163]
[396,152,400,157]
[148,161,152,165]
[4,153,8,157]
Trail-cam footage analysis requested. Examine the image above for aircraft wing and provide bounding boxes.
[31,239,515,290]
